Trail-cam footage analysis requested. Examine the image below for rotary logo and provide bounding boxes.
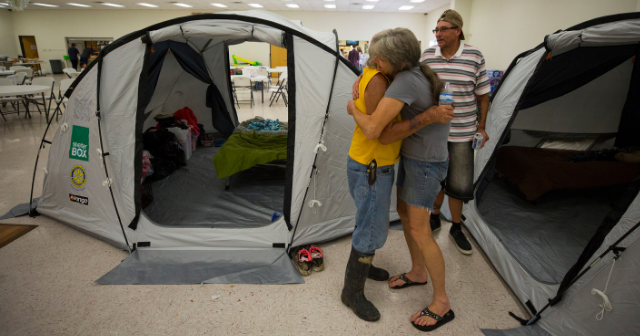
[69,165,87,191]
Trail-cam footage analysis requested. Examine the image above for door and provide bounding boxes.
[19,36,39,58]
[270,45,287,78]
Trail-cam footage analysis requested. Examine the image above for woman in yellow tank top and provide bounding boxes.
[348,67,402,166]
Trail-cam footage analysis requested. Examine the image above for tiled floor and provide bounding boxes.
[0,74,527,335]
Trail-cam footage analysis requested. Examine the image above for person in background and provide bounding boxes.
[79,45,95,69]
[348,45,360,68]
[345,28,455,331]
[414,9,491,257]
[67,43,80,70]
[356,46,363,70]
[359,49,369,72]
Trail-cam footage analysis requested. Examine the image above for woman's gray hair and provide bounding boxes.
[366,28,420,71]
[366,28,443,103]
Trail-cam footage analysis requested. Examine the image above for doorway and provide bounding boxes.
[270,45,287,78]
[19,36,39,59]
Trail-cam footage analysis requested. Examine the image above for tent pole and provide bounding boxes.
[94,54,133,255]
[28,103,60,217]
[288,30,343,252]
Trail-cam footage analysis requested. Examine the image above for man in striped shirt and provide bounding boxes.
[421,9,490,255]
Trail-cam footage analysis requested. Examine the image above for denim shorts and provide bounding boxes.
[442,141,475,201]
[347,156,395,255]
[396,156,449,211]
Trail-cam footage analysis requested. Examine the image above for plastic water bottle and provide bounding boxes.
[439,82,453,106]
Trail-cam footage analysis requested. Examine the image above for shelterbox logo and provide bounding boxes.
[69,125,89,161]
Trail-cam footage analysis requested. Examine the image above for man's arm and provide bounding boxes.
[347,97,405,140]
[378,105,454,145]
[476,93,490,148]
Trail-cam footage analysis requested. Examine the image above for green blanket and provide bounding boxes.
[213,132,288,179]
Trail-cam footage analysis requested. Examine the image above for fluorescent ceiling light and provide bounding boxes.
[248,3,262,7]
[173,3,192,7]
[67,2,91,6]
[137,2,158,7]
[362,4,373,9]
[33,2,59,6]
[102,3,125,7]
[286,3,298,7]
[409,0,424,2]
[365,0,378,2]
[323,0,334,2]
[398,5,413,10]
[324,3,335,8]
[211,2,227,6]
[0,2,8,5]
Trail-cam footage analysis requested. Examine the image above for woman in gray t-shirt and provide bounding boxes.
[347,28,455,331]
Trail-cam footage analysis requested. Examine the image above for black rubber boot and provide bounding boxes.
[341,246,381,322]
[367,264,390,281]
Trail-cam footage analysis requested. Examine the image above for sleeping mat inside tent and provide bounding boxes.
[477,177,627,284]
[143,146,285,228]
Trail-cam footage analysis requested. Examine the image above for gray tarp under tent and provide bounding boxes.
[464,12,640,336]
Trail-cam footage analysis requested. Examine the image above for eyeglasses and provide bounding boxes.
[432,26,459,34]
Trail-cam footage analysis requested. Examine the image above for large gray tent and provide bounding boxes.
[467,13,640,336]
[22,11,400,285]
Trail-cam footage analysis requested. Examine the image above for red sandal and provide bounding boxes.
[309,245,324,272]
[292,248,313,276]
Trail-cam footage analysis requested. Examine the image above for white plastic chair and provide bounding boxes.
[14,68,33,84]
[51,78,73,121]
[27,77,55,117]
[257,69,270,89]
[269,74,288,107]
[241,68,254,76]
[233,76,253,108]
[63,68,80,78]
[9,72,27,85]
[0,78,23,121]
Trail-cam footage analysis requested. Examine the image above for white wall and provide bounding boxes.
[5,2,640,72]
[276,11,429,48]
[9,9,196,70]
[6,9,430,71]
[465,0,638,70]
[0,9,18,58]
[425,3,453,45]
[228,42,271,67]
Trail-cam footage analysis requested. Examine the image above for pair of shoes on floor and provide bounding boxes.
[291,245,324,276]
[431,214,473,255]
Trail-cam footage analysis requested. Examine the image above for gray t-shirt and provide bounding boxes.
[384,66,450,162]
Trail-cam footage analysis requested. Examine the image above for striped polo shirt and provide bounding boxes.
[420,43,490,142]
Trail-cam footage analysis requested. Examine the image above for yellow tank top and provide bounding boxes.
[348,67,402,167]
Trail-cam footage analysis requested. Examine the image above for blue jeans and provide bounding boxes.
[397,156,449,211]
[347,156,395,255]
